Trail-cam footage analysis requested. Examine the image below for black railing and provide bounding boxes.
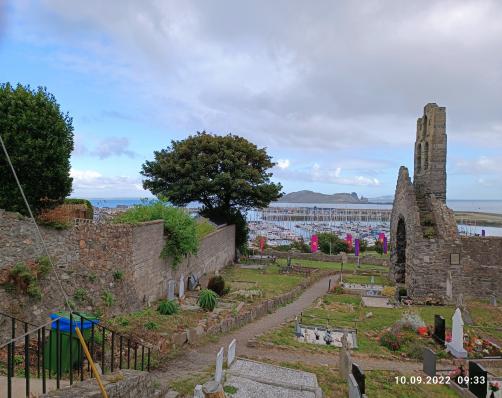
[0,311,153,398]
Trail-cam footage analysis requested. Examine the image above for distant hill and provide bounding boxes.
[277,190,370,204]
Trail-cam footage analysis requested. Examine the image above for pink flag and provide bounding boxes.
[310,234,318,253]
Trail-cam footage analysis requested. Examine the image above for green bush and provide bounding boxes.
[318,233,349,255]
[36,256,51,277]
[73,288,88,302]
[207,276,226,296]
[404,340,425,360]
[113,201,198,268]
[101,290,115,307]
[157,299,179,315]
[195,219,216,239]
[26,284,42,300]
[198,289,218,311]
[113,270,124,281]
[380,331,401,351]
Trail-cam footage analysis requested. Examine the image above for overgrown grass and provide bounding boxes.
[342,274,390,285]
[169,368,213,396]
[196,219,216,239]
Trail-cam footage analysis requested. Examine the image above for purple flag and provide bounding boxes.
[481,229,486,237]
[355,238,360,257]
[383,236,388,254]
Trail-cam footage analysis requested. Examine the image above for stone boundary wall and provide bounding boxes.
[0,209,235,326]
[41,369,168,398]
[167,269,339,349]
[265,249,389,267]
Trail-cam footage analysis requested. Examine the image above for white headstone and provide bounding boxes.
[215,347,224,383]
[193,384,203,398]
[167,280,176,300]
[348,374,361,398]
[179,274,185,298]
[446,308,467,358]
[227,339,236,367]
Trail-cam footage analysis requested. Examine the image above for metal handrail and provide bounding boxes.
[0,311,40,328]
[0,316,62,349]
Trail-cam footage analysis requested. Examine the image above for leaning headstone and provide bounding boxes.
[179,274,185,299]
[167,280,176,300]
[215,347,224,383]
[422,348,437,377]
[193,384,204,398]
[352,363,365,395]
[433,315,446,345]
[227,339,236,367]
[468,361,488,398]
[446,308,467,358]
[490,294,497,306]
[348,374,361,398]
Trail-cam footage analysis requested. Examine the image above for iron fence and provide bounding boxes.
[0,311,153,398]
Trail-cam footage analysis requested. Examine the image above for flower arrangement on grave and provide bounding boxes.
[448,365,467,386]
[463,330,502,358]
[489,381,500,392]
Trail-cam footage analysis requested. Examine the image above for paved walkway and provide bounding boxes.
[154,274,338,381]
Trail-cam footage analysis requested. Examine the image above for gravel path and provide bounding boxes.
[154,274,338,381]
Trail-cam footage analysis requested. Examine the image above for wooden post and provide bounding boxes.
[202,380,226,398]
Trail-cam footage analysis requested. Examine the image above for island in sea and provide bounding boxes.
[277,190,375,204]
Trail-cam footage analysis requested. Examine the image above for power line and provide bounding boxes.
[0,133,73,312]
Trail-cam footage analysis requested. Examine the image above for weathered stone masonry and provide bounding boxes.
[0,209,235,324]
[390,103,502,301]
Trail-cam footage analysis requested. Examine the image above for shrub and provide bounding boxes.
[195,219,216,239]
[382,286,396,297]
[380,331,401,351]
[144,321,159,330]
[36,256,51,277]
[74,288,88,302]
[101,290,115,307]
[198,289,218,311]
[157,299,179,315]
[64,198,94,219]
[404,340,425,360]
[26,284,42,300]
[207,276,226,296]
[113,270,124,281]
[113,201,198,268]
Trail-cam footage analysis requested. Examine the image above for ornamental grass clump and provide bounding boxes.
[198,289,218,311]
[157,299,179,315]
[380,331,401,351]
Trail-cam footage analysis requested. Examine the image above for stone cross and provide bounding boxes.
[215,347,224,383]
[179,274,185,299]
[167,280,176,300]
[446,308,467,358]
[227,339,236,367]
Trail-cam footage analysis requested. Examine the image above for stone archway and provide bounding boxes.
[395,217,406,283]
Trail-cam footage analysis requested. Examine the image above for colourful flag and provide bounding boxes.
[310,234,318,253]
[259,237,265,253]
[383,236,388,254]
[355,238,360,257]
[345,234,353,250]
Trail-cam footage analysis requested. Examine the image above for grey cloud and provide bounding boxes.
[15,0,502,152]
[72,135,137,159]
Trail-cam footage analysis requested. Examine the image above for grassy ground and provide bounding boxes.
[257,360,457,398]
[260,292,501,359]
[220,264,304,302]
[276,258,389,272]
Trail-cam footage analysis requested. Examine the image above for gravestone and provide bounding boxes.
[348,374,361,398]
[433,314,445,345]
[422,348,436,377]
[339,330,352,379]
[188,274,198,291]
[193,384,203,398]
[490,294,497,306]
[295,317,303,337]
[446,308,467,358]
[215,347,224,383]
[370,276,375,285]
[287,255,292,267]
[468,361,488,398]
[179,274,185,298]
[167,280,176,300]
[227,339,236,367]
[352,363,365,395]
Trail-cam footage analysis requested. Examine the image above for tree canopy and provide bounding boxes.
[141,132,283,249]
[0,83,74,215]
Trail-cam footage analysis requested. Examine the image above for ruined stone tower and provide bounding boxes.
[413,103,447,204]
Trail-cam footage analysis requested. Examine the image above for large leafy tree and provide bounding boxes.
[0,83,74,215]
[141,132,283,250]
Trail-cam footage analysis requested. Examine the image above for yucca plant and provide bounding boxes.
[157,299,179,315]
[198,289,218,311]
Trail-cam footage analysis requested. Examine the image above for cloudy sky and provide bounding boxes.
[1,0,502,199]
